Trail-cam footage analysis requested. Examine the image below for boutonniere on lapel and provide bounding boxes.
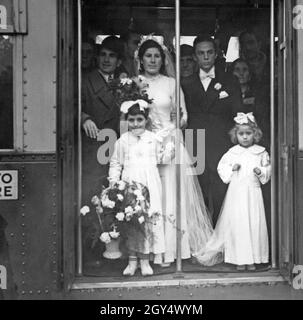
[214,82,229,99]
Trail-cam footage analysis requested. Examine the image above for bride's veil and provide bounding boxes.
[162,46,176,78]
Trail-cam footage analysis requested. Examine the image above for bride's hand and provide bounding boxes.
[180,117,187,130]
[171,112,187,129]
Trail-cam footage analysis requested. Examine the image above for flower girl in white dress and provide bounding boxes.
[195,113,271,271]
[109,102,173,276]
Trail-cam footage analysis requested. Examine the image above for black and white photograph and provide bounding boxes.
[1,0,303,308]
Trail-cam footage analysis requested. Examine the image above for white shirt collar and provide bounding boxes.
[199,66,215,79]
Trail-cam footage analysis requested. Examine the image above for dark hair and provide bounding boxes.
[98,36,124,59]
[229,58,252,75]
[180,44,194,57]
[229,120,263,144]
[125,103,149,120]
[239,30,259,47]
[193,34,217,52]
[138,39,166,74]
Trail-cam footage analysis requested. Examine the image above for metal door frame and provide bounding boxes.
[277,0,296,282]
[69,0,292,287]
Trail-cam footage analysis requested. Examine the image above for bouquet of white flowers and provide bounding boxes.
[80,180,151,245]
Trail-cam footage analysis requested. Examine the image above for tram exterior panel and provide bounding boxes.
[0,0,58,299]
[0,0,302,299]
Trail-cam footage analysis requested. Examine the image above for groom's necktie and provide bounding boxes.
[199,69,215,91]
[107,74,114,84]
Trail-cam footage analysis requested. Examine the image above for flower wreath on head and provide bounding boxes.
[133,33,176,78]
[109,75,153,115]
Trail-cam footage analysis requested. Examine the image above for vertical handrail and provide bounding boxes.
[270,0,277,269]
[76,0,83,276]
[175,0,182,273]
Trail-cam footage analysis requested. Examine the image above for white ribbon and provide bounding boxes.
[234,112,256,125]
[120,99,149,114]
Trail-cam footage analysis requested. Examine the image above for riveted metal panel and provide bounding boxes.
[0,0,27,34]
[0,159,60,299]
[22,0,57,153]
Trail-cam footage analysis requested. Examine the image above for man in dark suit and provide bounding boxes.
[81,36,123,206]
[182,34,242,224]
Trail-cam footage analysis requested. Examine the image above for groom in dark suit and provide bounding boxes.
[81,36,124,206]
[182,34,242,224]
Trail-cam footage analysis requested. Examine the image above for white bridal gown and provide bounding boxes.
[196,144,271,266]
[145,74,214,264]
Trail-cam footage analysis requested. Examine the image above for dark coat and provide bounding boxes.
[182,68,242,222]
[81,69,120,205]
[182,68,243,170]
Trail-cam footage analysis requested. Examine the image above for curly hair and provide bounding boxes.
[229,120,263,145]
[138,39,166,74]
[125,103,150,120]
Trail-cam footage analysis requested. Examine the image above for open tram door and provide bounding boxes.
[56,0,301,292]
[276,0,297,283]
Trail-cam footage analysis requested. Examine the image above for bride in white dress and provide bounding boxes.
[136,38,214,265]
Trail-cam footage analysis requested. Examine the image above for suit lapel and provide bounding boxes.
[192,73,207,102]
[204,68,225,111]
[204,79,217,110]
[89,70,114,109]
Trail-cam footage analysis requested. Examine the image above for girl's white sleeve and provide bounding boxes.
[108,139,124,183]
[217,151,234,184]
[257,151,271,184]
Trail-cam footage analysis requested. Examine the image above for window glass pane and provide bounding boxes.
[79,1,273,279]
[80,0,177,277]
[0,35,13,149]
[180,4,272,273]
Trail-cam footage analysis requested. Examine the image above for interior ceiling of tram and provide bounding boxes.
[83,0,270,51]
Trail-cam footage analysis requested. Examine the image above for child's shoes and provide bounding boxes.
[123,257,138,276]
[140,259,153,276]
[160,263,171,268]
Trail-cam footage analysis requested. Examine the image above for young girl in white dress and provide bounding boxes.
[195,112,271,271]
[109,102,171,276]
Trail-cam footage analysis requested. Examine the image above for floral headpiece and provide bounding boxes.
[133,33,175,77]
[234,112,256,125]
[136,33,168,54]
[109,76,153,114]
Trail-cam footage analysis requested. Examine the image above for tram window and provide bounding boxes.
[96,35,119,44]
[172,36,196,46]
[225,37,240,63]
[0,35,13,150]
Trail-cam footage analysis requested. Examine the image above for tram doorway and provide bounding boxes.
[58,0,296,286]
